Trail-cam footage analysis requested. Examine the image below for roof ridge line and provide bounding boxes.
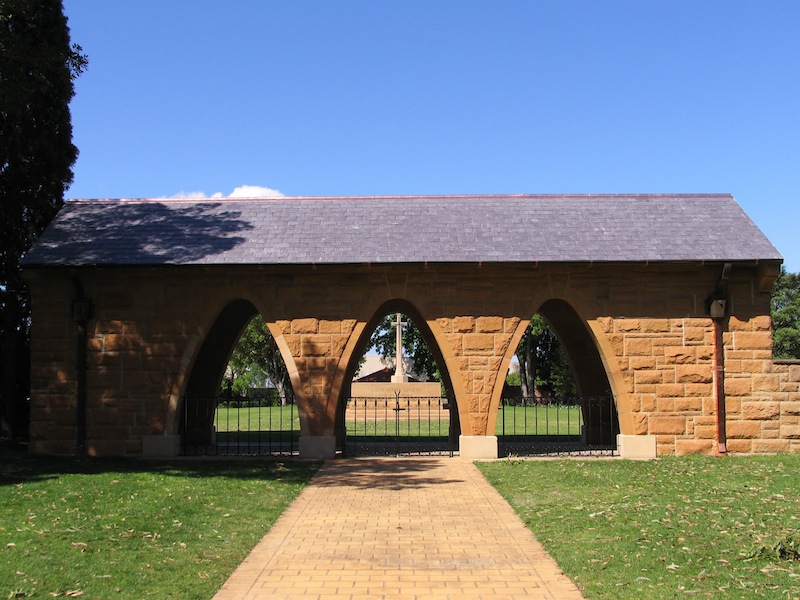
[65,193,736,204]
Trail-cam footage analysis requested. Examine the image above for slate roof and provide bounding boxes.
[22,194,782,267]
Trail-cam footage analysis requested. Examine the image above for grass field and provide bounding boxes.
[345,419,451,438]
[0,448,318,599]
[344,404,586,438]
[213,405,299,433]
[496,404,583,436]
[212,402,586,438]
[3,444,798,599]
[478,455,800,599]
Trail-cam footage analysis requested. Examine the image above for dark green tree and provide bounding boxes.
[368,314,439,381]
[0,0,87,437]
[515,314,577,399]
[366,312,577,395]
[224,316,294,404]
[771,269,800,359]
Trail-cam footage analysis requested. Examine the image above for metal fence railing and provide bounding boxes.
[497,396,618,457]
[181,394,300,456]
[180,393,619,458]
[344,395,456,457]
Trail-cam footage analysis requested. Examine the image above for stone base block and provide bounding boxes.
[350,381,441,398]
[459,435,498,459]
[617,434,657,459]
[300,435,336,459]
[142,435,180,457]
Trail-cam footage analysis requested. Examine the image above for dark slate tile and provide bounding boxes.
[22,195,782,267]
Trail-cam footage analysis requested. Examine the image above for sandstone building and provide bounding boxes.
[22,194,798,458]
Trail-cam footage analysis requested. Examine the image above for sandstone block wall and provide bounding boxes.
[24,261,796,457]
[435,315,521,435]
[598,316,716,455]
[761,360,800,454]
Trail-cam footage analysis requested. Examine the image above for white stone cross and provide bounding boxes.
[391,313,409,383]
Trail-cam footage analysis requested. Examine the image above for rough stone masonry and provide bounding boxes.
[22,194,798,458]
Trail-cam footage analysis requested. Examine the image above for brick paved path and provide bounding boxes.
[213,458,584,600]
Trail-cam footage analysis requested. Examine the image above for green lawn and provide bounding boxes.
[214,405,299,433]
[343,404,585,438]
[213,402,585,439]
[8,444,797,599]
[477,455,800,599]
[495,404,583,436]
[0,448,318,599]
[345,419,451,438]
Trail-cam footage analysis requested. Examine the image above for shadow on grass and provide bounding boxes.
[0,440,320,487]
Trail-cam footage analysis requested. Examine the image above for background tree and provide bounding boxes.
[223,316,294,404]
[515,315,577,399]
[0,0,87,437]
[771,269,800,359]
[368,314,439,381]
[364,312,578,396]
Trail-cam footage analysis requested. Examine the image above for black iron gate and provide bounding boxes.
[497,396,619,457]
[181,393,618,458]
[344,394,456,456]
[181,394,300,456]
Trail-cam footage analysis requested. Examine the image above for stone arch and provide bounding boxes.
[333,299,461,448]
[178,298,302,445]
[582,318,635,436]
[537,299,612,399]
[494,298,621,445]
[531,293,633,438]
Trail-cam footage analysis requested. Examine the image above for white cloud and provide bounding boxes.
[227,185,284,198]
[166,185,284,199]
[167,190,210,199]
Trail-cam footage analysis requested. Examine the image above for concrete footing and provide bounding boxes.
[300,435,337,459]
[142,434,180,457]
[617,434,657,459]
[459,435,498,459]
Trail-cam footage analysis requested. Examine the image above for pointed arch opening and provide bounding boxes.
[336,300,460,456]
[180,299,299,455]
[499,299,619,455]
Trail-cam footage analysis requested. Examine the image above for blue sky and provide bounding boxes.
[63,1,799,271]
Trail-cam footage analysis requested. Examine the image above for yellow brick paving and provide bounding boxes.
[213,458,584,600]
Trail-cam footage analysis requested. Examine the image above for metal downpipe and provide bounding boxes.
[70,273,92,456]
[713,318,727,455]
[708,262,731,456]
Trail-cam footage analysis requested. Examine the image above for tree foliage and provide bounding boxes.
[223,316,294,404]
[771,269,800,359]
[515,314,577,399]
[0,0,87,437]
[367,314,440,381]
[364,312,577,397]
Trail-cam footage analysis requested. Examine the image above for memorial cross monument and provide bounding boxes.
[391,313,409,383]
